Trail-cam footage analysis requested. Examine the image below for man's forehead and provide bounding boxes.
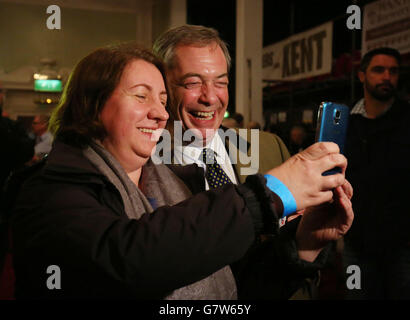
[173,44,227,71]
[369,54,399,67]
[175,42,220,55]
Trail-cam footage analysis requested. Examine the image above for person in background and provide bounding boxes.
[287,124,311,156]
[343,47,410,299]
[31,115,53,160]
[231,112,244,128]
[246,121,261,130]
[222,117,239,128]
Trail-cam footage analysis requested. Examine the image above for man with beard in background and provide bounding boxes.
[343,47,410,299]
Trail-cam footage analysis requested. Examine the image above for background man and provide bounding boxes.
[343,47,410,299]
[31,115,52,160]
[287,123,312,156]
[153,24,353,299]
[246,121,261,130]
[221,117,239,128]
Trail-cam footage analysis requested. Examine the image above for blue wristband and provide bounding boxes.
[264,174,297,217]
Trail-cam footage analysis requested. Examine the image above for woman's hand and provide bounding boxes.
[266,142,347,211]
[295,180,354,262]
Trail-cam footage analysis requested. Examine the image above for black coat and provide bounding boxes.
[344,98,410,253]
[11,141,326,299]
[0,116,34,272]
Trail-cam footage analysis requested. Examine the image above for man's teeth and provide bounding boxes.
[193,111,214,120]
[139,128,155,133]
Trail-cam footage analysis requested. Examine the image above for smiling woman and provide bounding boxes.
[98,59,169,177]
[9,42,279,299]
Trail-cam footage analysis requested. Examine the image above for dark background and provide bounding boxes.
[187,0,409,143]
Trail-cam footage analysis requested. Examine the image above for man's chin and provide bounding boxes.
[372,91,395,101]
[367,83,396,101]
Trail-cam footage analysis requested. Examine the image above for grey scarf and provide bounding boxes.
[83,141,237,300]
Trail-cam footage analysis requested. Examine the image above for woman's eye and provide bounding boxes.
[136,95,147,101]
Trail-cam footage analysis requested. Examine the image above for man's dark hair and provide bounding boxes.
[360,47,401,72]
[49,42,167,147]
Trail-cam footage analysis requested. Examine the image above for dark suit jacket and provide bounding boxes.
[345,98,410,253]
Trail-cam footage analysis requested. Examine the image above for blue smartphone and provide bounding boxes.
[315,102,350,175]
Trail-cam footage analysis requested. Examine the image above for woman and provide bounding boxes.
[11,43,352,299]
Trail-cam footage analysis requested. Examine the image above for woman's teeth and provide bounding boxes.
[192,111,214,120]
[138,128,155,133]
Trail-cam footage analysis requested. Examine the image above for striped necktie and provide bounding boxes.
[202,148,232,189]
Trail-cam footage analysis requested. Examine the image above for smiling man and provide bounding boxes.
[152,25,354,300]
[170,43,229,142]
[153,25,291,190]
[344,47,410,299]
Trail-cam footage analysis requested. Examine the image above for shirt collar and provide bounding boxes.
[174,132,229,166]
[351,98,394,118]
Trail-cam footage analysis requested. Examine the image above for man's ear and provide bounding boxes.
[358,70,365,83]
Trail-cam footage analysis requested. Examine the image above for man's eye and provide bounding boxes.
[372,67,385,73]
[215,81,228,88]
[184,82,202,89]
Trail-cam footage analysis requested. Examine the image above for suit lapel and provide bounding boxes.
[221,126,255,184]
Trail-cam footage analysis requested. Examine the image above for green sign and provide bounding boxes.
[34,79,62,92]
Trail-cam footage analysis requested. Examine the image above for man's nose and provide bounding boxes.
[382,69,392,80]
[199,82,218,106]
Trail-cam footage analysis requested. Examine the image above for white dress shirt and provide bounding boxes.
[170,131,288,226]
[173,132,238,190]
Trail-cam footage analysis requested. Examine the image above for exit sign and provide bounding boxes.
[34,79,62,92]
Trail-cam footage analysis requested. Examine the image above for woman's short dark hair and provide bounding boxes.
[49,42,167,146]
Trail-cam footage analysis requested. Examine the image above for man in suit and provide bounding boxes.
[153,25,353,299]
[153,24,290,189]
[31,115,53,161]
